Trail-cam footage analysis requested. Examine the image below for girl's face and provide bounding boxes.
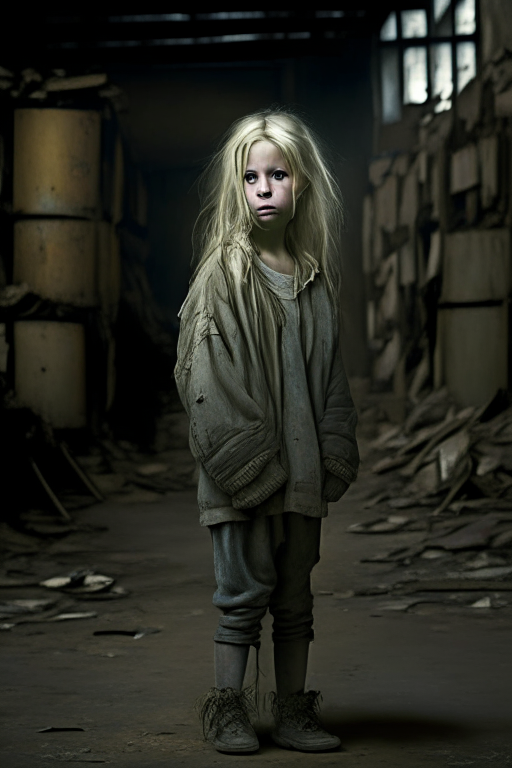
[243,141,294,230]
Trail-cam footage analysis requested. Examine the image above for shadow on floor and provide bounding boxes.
[329,713,475,744]
[254,713,475,751]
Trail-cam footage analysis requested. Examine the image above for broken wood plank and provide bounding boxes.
[45,74,107,92]
[60,442,104,502]
[397,579,512,593]
[401,409,475,478]
[30,458,71,520]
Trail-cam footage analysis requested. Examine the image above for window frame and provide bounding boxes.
[379,0,479,122]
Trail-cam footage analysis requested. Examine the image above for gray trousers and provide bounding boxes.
[210,512,322,647]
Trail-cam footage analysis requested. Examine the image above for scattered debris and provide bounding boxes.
[398,578,512,592]
[403,389,453,434]
[471,597,492,608]
[348,515,409,534]
[429,515,502,550]
[40,754,106,764]
[0,523,42,553]
[379,598,430,611]
[0,282,31,307]
[444,566,512,580]
[38,726,85,733]
[45,73,108,92]
[41,571,115,594]
[88,473,127,495]
[49,612,98,622]
[355,390,512,583]
[36,569,128,600]
[77,586,129,601]
[0,598,56,619]
[93,627,161,639]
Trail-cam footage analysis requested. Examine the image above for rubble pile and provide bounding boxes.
[0,65,126,111]
[347,387,512,613]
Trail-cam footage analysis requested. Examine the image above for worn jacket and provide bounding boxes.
[174,254,359,526]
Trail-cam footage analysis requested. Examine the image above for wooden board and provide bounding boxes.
[441,228,511,302]
[438,303,508,407]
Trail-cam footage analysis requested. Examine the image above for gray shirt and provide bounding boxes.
[258,260,325,519]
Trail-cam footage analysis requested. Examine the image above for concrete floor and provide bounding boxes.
[1,462,512,767]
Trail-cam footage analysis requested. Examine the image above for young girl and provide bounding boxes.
[174,108,359,754]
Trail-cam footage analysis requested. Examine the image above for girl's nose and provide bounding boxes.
[257,177,271,197]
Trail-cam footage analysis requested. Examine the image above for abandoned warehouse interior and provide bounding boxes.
[1,4,512,766]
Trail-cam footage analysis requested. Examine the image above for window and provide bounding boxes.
[379,0,478,123]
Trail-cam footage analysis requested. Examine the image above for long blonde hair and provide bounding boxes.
[190,108,344,322]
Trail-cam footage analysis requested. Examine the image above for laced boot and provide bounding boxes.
[197,686,259,754]
[269,690,341,752]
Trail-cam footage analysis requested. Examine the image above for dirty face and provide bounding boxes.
[243,140,294,230]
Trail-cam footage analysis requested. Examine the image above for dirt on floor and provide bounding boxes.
[1,429,512,768]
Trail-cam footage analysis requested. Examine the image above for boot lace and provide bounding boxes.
[196,687,256,741]
[267,690,323,732]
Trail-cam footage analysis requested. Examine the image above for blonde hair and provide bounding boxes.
[190,107,344,321]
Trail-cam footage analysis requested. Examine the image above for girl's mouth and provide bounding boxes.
[257,206,277,216]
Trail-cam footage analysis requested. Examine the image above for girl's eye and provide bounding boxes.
[244,173,257,183]
[273,170,287,180]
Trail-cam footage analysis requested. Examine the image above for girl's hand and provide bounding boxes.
[322,472,349,503]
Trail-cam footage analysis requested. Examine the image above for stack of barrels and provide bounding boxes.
[13,108,122,429]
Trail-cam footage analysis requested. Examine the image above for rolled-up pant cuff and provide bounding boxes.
[214,625,314,645]
[214,625,263,646]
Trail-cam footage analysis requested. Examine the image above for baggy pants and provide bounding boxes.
[210,512,322,647]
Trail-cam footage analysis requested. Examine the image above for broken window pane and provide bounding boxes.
[380,12,397,41]
[434,0,451,21]
[401,9,428,38]
[431,43,453,111]
[457,41,476,92]
[403,47,428,104]
[433,0,453,35]
[381,47,401,123]
[455,0,476,34]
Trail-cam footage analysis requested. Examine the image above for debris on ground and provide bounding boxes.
[48,612,98,622]
[38,727,85,733]
[343,387,512,613]
[0,393,195,558]
[0,598,56,619]
[40,570,115,594]
[92,627,161,639]
[0,566,128,628]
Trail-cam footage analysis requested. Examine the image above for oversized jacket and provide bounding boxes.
[174,253,359,526]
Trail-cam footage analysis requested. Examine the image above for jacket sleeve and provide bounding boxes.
[175,328,287,508]
[317,345,359,486]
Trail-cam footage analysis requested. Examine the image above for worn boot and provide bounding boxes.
[269,690,341,752]
[197,686,259,753]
